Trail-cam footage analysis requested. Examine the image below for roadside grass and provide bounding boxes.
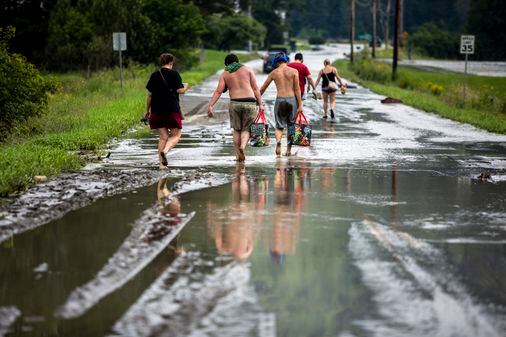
[335,57,506,134]
[0,49,253,196]
[373,46,427,60]
[293,38,312,51]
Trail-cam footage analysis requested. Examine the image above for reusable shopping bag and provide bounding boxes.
[249,108,270,147]
[288,111,311,146]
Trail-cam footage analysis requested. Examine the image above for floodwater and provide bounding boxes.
[1,46,505,337]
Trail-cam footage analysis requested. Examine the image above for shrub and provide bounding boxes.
[427,82,444,95]
[408,23,460,59]
[0,27,57,141]
[308,36,326,45]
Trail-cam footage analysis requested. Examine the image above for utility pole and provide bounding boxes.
[372,0,377,58]
[392,0,400,80]
[350,0,355,63]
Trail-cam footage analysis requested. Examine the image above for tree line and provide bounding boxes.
[0,0,266,71]
[1,0,505,70]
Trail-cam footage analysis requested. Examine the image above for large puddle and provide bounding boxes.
[1,46,505,336]
[1,162,505,336]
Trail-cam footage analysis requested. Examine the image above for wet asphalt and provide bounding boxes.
[0,45,505,337]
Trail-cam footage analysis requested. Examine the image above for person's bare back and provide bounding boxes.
[222,66,257,99]
[262,64,300,98]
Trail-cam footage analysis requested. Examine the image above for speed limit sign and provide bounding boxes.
[460,35,475,54]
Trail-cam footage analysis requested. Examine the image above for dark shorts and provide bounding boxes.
[322,87,337,93]
[274,96,298,129]
[149,112,182,130]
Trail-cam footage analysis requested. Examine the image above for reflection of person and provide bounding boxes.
[260,52,302,157]
[145,53,189,169]
[207,164,266,261]
[208,54,263,162]
[157,178,181,221]
[315,59,343,119]
[270,163,310,264]
[288,53,316,100]
[146,178,184,251]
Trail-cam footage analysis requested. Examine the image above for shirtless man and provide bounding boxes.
[260,52,302,156]
[208,54,263,162]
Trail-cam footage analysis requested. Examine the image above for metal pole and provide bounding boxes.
[463,52,468,103]
[119,49,123,89]
[116,33,124,89]
[350,0,355,63]
[392,0,400,80]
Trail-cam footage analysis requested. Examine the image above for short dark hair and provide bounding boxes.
[295,53,303,60]
[160,53,174,66]
[224,54,239,66]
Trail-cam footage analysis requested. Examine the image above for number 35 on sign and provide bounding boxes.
[460,35,475,54]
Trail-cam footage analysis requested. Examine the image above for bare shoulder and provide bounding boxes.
[286,66,298,76]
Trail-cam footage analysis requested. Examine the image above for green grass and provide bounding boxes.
[373,46,428,60]
[292,38,312,51]
[335,56,506,134]
[0,49,251,196]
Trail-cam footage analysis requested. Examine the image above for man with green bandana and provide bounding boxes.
[208,54,263,162]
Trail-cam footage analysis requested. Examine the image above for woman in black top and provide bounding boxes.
[145,53,188,169]
[315,59,343,119]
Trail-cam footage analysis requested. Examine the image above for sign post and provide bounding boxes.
[112,32,127,89]
[460,35,474,103]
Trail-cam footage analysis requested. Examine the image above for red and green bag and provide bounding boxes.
[249,108,270,147]
[288,111,312,146]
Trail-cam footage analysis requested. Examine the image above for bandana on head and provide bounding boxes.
[225,62,244,73]
[271,52,288,68]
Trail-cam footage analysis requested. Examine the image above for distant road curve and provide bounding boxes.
[379,58,506,77]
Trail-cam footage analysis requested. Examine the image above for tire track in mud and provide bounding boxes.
[109,253,265,337]
[0,169,169,244]
[55,172,231,320]
[348,219,504,337]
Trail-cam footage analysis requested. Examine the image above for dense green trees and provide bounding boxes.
[203,15,266,51]
[408,23,460,59]
[0,0,265,70]
[466,0,506,60]
[1,0,505,65]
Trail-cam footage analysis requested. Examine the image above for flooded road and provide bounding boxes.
[1,45,505,337]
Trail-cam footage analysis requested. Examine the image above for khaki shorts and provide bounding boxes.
[229,101,257,131]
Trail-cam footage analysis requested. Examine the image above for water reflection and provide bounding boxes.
[270,163,311,264]
[207,164,266,261]
[156,178,184,255]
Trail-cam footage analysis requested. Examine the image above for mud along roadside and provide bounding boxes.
[0,89,230,245]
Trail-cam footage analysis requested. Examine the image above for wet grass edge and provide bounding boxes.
[0,51,259,197]
[335,59,506,135]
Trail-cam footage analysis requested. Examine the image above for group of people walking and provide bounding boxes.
[145,52,344,168]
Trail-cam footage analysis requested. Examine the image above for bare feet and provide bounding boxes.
[160,151,168,166]
[238,148,245,162]
[284,145,292,156]
[275,142,281,157]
